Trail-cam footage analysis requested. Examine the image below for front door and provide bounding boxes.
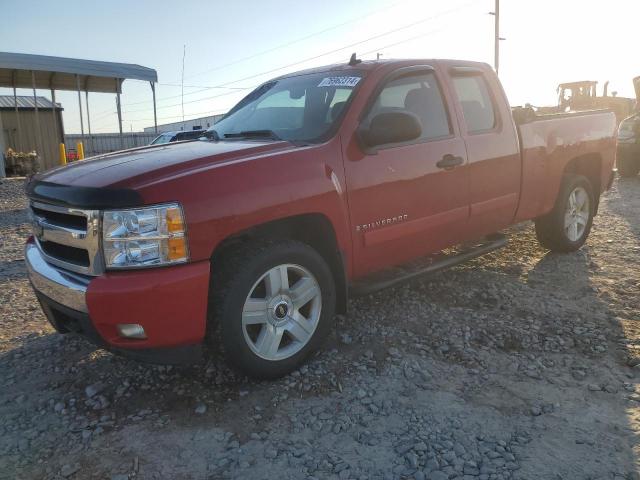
[344,67,469,278]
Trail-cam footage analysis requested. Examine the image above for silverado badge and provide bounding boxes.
[356,214,408,232]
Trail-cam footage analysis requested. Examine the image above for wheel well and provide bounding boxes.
[211,214,348,314]
[563,153,602,211]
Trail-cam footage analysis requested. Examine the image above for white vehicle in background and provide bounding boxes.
[150,129,206,145]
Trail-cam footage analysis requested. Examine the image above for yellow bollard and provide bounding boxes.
[59,143,67,165]
[76,141,85,160]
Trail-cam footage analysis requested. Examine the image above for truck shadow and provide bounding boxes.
[382,224,640,478]
[604,176,640,240]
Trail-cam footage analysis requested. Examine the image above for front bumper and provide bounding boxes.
[25,240,210,365]
[25,240,89,312]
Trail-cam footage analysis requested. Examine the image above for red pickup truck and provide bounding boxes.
[25,58,616,378]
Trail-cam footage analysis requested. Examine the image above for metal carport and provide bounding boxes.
[0,51,158,171]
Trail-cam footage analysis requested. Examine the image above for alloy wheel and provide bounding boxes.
[241,264,322,361]
[564,186,590,242]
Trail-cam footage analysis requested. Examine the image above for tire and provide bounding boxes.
[617,151,640,178]
[210,239,336,379]
[534,174,595,252]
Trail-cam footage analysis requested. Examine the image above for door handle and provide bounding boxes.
[436,154,464,170]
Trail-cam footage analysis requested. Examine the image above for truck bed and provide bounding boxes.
[512,107,617,223]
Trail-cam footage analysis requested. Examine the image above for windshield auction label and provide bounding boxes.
[318,76,361,88]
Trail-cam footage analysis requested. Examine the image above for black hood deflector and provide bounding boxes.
[26,180,143,209]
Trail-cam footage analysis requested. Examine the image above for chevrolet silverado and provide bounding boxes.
[25,58,616,378]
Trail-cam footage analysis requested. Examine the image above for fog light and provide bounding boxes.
[117,324,147,339]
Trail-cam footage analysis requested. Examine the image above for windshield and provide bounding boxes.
[151,133,174,145]
[209,71,363,143]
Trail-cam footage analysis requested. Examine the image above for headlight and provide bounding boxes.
[102,203,188,269]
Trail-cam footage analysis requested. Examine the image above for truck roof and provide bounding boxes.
[273,58,492,80]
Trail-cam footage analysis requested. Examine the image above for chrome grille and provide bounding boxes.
[29,201,103,276]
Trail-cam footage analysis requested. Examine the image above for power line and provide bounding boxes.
[93,0,409,115]
[361,27,447,57]
[201,2,478,90]
[91,80,241,116]
[105,0,472,114]
[158,82,248,90]
[128,26,458,123]
[91,86,217,117]
[173,0,410,83]
[90,1,479,130]
[119,2,474,118]
[92,81,249,118]
[359,7,480,57]
[97,17,472,126]
[93,108,227,128]
[122,86,251,115]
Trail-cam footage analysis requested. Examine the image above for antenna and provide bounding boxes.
[348,53,362,66]
[181,44,186,130]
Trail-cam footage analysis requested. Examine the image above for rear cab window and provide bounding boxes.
[451,75,497,133]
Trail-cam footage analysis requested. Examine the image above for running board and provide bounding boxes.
[350,233,508,296]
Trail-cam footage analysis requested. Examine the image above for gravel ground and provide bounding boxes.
[1,176,640,480]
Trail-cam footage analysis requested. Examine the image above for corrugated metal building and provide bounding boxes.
[65,132,157,157]
[0,95,64,170]
[143,113,225,134]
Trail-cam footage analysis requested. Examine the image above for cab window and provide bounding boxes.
[366,72,451,142]
[452,75,497,133]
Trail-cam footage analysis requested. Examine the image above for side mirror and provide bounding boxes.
[358,111,422,150]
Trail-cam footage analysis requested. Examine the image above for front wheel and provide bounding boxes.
[534,174,595,252]
[210,239,336,379]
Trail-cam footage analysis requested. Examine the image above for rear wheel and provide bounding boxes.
[534,174,594,252]
[617,151,640,178]
[210,239,336,379]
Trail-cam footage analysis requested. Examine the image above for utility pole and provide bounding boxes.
[489,0,504,75]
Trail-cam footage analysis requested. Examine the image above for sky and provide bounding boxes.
[1,0,639,134]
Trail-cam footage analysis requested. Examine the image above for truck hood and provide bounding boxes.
[34,140,296,190]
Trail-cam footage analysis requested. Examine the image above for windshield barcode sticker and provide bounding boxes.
[318,76,361,88]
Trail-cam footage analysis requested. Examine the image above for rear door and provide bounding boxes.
[344,66,469,277]
[446,65,521,237]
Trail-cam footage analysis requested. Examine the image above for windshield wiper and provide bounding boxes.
[223,130,281,140]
